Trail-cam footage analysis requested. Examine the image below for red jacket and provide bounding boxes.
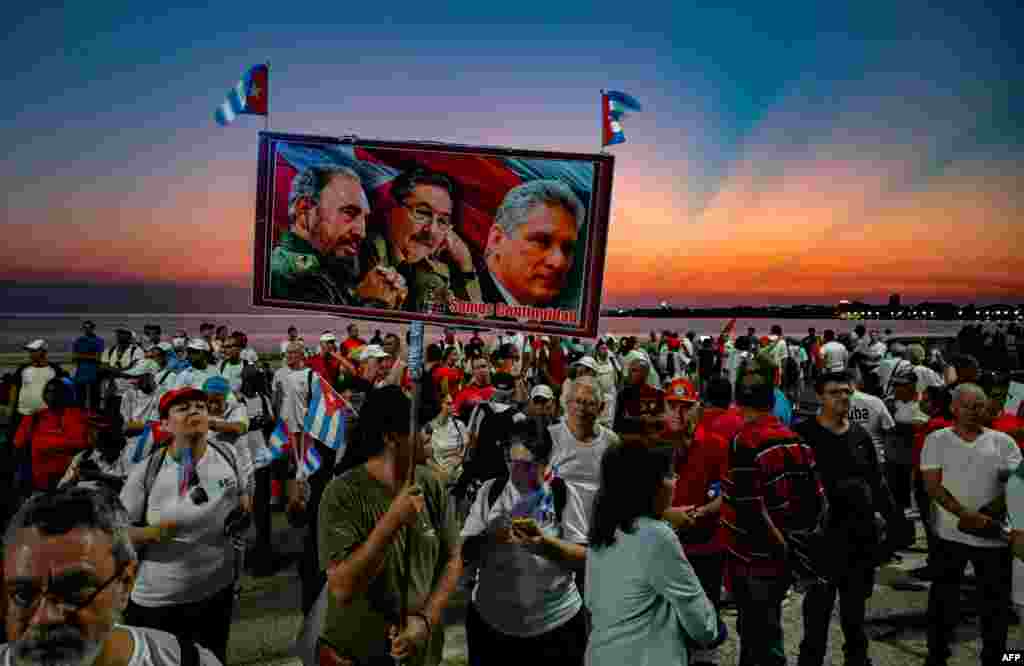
[15,408,93,491]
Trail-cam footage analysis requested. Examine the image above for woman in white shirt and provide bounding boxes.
[585,437,726,666]
[426,393,467,486]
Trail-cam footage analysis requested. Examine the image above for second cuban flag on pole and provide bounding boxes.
[214,63,269,126]
[601,90,643,147]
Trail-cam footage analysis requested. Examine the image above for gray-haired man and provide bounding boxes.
[479,179,585,308]
[270,165,407,308]
[1,486,222,666]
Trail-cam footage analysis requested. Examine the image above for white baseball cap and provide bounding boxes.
[530,385,555,401]
[358,344,390,361]
[24,339,47,351]
[320,332,338,343]
[186,338,211,352]
[574,356,599,372]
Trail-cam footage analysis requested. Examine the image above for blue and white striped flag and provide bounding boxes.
[301,445,322,479]
[268,419,290,460]
[303,372,350,454]
[214,63,268,126]
[601,90,643,147]
[131,422,156,464]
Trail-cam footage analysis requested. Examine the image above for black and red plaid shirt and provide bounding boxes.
[720,413,824,576]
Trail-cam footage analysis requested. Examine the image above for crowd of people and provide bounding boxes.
[1,317,1023,666]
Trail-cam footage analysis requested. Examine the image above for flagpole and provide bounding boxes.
[599,89,606,154]
[265,59,271,131]
[396,321,425,664]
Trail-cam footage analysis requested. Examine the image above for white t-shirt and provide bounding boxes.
[1006,471,1024,606]
[461,478,583,637]
[848,391,895,462]
[547,422,619,544]
[272,366,303,416]
[920,428,1022,547]
[208,401,253,494]
[243,393,274,470]
[102,345,145,395]
[821,341,849,372]
[16,365,57,415]
[913,364,945,395]
[0,625,222,666]
[429,417,466,473]
[120,443,241,605]
[217,359,248,394]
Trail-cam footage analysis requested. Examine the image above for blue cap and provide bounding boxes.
[202,376,232,396]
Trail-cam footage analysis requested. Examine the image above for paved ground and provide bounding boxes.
[227,510,1023,666]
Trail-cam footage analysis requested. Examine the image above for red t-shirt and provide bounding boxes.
[307,354,342,387]
[703,406,745,443]
[15,408,92,491]
[990,414,1024,448]
[453,384,496,420]
[432,366,464,400]
[341,337,364,357]
[913,417,953,468]
[672,424,728,555]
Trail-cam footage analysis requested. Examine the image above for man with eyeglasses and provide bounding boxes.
[793,371,895,666]
[118,387,246,665]
[271,165,408,309]
[1,486,223,666]
[364,167,482,312]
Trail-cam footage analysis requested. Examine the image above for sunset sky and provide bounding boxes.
[2,1,1021,312]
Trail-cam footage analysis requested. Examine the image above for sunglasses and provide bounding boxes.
[188,470,208,505]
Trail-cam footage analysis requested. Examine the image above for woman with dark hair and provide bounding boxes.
[318,385,462,666]
[460,413,587,664]
[585,437,725,666]
[13,377,93,495]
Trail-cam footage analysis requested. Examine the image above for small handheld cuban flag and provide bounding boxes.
[601,90,643,148]
[300,445,322,479]
[303,372,351,454]
[214,63,269,126]
[131,422,156,464]
[268,419,290,460]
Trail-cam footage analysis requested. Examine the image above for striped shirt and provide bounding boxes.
[720,414,824,576]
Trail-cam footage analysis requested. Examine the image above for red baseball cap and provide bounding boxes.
[158,387,207,419]
[665,378,699,403]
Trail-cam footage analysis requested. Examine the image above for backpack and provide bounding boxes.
[755,338,786,370]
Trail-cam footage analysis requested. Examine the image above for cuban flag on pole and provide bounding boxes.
[601,90,643,147]
[268,419,290,460]
[214,63,269,126]
[303,372,351,454]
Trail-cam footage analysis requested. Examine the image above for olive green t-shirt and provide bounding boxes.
[318,464,458,665]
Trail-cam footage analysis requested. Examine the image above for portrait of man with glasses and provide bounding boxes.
[1,486,222,666]
[363,166,483,312]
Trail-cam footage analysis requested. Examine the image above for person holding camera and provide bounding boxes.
[118,387,248,665]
